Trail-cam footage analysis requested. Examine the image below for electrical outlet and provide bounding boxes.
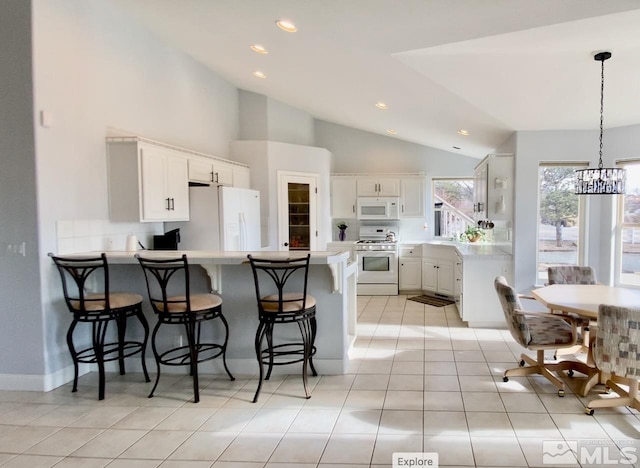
[2,242,26,257]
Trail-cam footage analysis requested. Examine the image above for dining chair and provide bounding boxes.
[585,304,640,415]
[494,276,580,396]
[547,265,597,360]
[136,254,234,403]
[247,254,318,403]
[49,253,150,400]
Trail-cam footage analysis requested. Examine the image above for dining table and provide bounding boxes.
[531,284,640,397]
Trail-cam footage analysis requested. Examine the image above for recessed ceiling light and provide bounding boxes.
[250,44,268,54]
[386,129,397,135]
[276,19,297,32]
[375,102,388,110]
[253,71,267,79]
[453,146,461,150]
[458,129,470,136]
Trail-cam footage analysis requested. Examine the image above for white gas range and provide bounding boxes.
[354,226,398,296]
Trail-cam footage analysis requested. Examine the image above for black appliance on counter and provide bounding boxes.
[153,228,180,250]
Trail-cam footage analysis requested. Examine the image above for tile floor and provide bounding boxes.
[1,295,639,467]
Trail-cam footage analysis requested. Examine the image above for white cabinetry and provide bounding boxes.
[473,154,513,222]
[399,245,422,292]
[233,166,251,189]
[188,156,234,186]
[357,177,400,197]
[107,138,190,222]
[331,176,357,219]
[421,245,454,296]
[456,253,511,327]
[400,177,425,218]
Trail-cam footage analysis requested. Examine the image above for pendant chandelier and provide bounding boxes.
[575,51,626,195]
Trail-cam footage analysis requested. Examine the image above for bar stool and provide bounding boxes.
[247,254,317,403]
[49,253,150,400]
[136,254,234,403]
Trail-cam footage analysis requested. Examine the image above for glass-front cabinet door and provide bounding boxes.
[278,172,318,251]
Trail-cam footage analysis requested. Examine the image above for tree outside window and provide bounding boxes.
[537,164,585,281]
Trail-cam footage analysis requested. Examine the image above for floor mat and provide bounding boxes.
[408,294,455,307]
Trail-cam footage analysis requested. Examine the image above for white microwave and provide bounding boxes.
[356,197,400,220]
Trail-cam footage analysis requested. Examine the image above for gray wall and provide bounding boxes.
[26,0,240,386]
[0,1,45,378]
[512,129,619,292]
[238,89,315,146]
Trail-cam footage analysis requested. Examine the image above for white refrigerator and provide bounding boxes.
[168,185,261,251]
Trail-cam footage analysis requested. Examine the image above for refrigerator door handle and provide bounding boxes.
[239,212,247,250]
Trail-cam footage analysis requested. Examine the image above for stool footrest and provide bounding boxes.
[157,343,226,366]
[75,341,146,364]
[259,342,317,367]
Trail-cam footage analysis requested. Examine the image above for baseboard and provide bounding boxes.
[0,358,348,391]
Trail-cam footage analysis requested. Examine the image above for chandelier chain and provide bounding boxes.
[599,56,605,170]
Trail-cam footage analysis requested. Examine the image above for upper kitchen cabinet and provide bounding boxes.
[233,166,251,189]
[107,137,189,222]
[400,176,425,218]
[331,176,357,219]
[356,177,400,197]
[473,154,514,222]
[187,156,234,186]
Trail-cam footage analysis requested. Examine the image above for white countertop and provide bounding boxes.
[63,250,350,265]
[401,240,512,258]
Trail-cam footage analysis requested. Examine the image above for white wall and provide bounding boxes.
[27,0,239,386]
[231,141,332,250]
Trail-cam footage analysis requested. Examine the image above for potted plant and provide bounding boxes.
[336,222,348,241]
[460,225,485,243]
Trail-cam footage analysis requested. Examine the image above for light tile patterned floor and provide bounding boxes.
[0,295,639,467]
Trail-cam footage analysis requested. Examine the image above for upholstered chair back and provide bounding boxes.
[494,276,531,347]
[594,304,640,378]
[547,266,597,285]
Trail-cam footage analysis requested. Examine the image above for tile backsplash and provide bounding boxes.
[56,219,164,254]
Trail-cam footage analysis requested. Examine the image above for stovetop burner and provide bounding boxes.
[355,240,397,244]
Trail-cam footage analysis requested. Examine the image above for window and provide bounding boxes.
[617,160,640,287]
[536,163,587,283]
[433,178,474,238]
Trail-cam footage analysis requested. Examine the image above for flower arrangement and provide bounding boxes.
[460,225,485,243]
[336,222,348,241]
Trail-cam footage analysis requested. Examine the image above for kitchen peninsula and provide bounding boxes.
[68,250,356,375]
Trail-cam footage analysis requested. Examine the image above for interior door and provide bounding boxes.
[278,172,318,251]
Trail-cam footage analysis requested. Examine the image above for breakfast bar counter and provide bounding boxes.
[65,250,356,375]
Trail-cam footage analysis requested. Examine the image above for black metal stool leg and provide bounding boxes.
[309,315,318,377]
[136,307,151,383]
[67,320,79,393]
[148,320,163,398]
[265,322,275,381]
[219,312,235,381]
[93,321,109,401]
[298,318,313,399]
[116,313,126,375]
[253,321,267,403]
[185,318,200,403]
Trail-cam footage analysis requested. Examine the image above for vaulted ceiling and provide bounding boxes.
[112,0,640,157]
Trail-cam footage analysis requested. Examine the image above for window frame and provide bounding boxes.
[536,161,589,284]
[432,177,475,239]
[615,158,640,288]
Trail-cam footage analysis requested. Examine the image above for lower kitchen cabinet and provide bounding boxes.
[421,257,453,296]
[454,253,511,327]
[399,245,422,291]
